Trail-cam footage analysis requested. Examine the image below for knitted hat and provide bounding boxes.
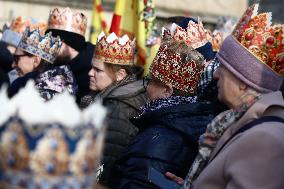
[216,4,284,92]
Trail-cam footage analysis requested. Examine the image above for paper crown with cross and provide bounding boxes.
[94,32,136,65]
[47,7,87,37]
[150,24,205,94]
[17,27,62,63]
[232,4,284,75]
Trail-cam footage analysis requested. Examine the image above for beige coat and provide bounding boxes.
[192,91,284,189]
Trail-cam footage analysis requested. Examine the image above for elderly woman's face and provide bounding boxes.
[213,64,245,108]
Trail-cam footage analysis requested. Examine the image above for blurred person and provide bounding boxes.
[0,41,14,87]
[8,27,77,100]
[166,4,284,189]
[46,7,94,103]
[1,16,47,83]
[111,23,225,189]
[79,32,147,187]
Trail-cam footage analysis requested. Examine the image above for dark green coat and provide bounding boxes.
[80,76,147,187]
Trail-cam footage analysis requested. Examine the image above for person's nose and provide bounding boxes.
[88,68,95,77]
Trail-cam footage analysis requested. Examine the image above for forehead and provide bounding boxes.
[15,48,25,55]
[92,58,104,67]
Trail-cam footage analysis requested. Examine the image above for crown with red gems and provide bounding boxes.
[18,27,62,63]
[232,4,284,76]
[169,17,208,49]
[47,7,87,36]
[150,26,205,94]
[94,32,136,65]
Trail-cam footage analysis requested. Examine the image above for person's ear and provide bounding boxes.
[163,84,173,98]
[33,56,41,68]
[115,68,127,82]
[239,81,248,92]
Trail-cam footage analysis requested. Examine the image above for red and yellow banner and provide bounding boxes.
[90,0,108,44]
[109,0,156,74]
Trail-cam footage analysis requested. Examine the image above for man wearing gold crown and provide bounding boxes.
[166,4,284,189]
[46,7,94,104]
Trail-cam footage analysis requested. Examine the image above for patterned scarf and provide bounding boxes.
[182,92,261,189]
[138,96,198,116]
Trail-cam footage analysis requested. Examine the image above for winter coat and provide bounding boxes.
[8,65,77,100]
[80,76,147,187]
[192,91,284,189]
[68,42,94,103]
[113,100,223,189]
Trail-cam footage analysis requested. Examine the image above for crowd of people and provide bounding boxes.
[0,3,284,189]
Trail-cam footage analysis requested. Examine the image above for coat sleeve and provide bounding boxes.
[224,123,284,189]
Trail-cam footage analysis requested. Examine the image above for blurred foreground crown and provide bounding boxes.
[0,81,107,189]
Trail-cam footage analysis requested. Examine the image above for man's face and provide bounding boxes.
[53,43,72,65]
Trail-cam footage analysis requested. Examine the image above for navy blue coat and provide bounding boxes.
[112,101,223,189]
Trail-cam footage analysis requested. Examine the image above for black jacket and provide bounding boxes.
[68,42,94,103]
[0,41,13,87]
[112,101,223,189]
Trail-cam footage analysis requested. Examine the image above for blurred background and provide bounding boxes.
[1,0,283,40]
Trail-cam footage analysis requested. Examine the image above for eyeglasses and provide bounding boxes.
[13,54,31,63]
[143,76,153,89]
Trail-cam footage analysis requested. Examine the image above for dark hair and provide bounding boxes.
[104,63,144,81]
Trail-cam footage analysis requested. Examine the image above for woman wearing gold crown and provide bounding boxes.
[79,32,147,187]
[110,21,225,189]
[165,4,284,189]
[8,27,77,100]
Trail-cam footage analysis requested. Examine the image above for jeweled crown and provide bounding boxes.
[18,27,62,63]
[1,16,47,47]
[232,4,284,75]
[94,32,136,65]
[150,26,205,94]
[170,17,208,49]
[47,7,87,36]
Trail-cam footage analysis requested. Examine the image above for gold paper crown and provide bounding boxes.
[169,17,208,49]
[9,16,47,34]
[232,4,284,75]
[94,32,136,65]
[47,7,87,36]
[18,27,62,63]
[150,27,205,94]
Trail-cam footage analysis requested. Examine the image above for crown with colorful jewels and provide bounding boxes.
[18,27,62,63]
[150,26,205,94]
[1,16,47,47]
[232,4,284,76]
[0,81,107,188]
[94,32,136,65]
[169,17,208,49]
[47,7,87,36]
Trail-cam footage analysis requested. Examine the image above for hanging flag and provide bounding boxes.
[109,0,156,74]
[90,0,108,44]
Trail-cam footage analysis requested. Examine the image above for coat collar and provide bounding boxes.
[209,91,284,161]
